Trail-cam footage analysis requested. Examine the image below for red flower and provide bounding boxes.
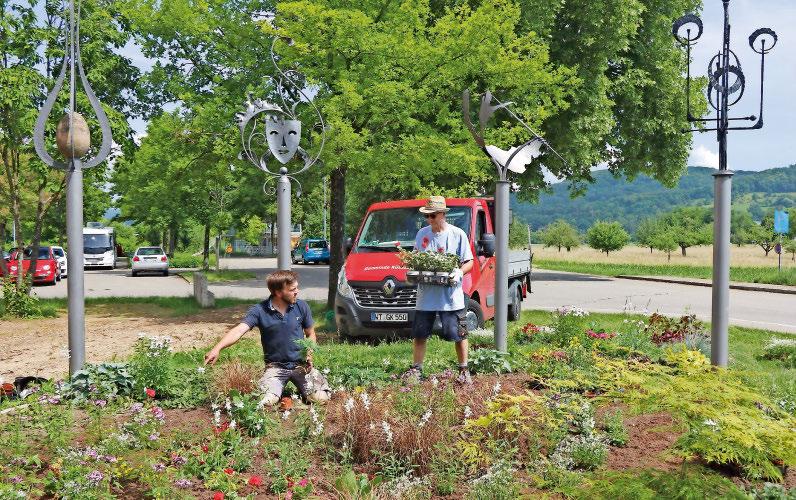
[213,493,224,500]
[224,467,234,475]
[248,475,263,487]
[394,241,401,247]
[145,387,155,398]
[201,445,209,453]
[437,247,444,253]
[421,237,429,249]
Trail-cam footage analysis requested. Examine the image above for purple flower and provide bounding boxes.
[48,396,61,405]
[38,395,49,403]
[148,433,160,441]
[129,402,144,414]
[86,470,104,485]
[151,406,165,422]
[102,455,118,463]
[93,399,107,408]
[174,478,193,488]
[399,386,411,393]
[171,455,187,466]
[84,448,99,460]
[10,476,23,484]
[151,462,166,472]
[88,384,98,393]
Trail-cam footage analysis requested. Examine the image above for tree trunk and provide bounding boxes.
[203,223,210,270]
[681,245,687,257]
[161,229,168,251]
[764,248,771,256]
[215,235,221,272]
[557,245,561,252]
[168,224,178,257]
[667,251,671,262]
[649,246,653,253]
[0,221,7,276]
[327,166,347,309]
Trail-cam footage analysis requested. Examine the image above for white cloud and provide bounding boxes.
[689,145,721,169]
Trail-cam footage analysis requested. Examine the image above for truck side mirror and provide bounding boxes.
[478,233,495,257]
[344,237,353,256]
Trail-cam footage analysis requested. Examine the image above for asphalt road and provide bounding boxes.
[32,258,796,333]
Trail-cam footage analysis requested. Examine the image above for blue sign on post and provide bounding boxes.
[774,210,789,234]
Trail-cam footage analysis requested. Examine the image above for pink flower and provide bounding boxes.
[421,237,429,249]
[437,247,444,253]
[285,491,294,500]
[145,387,156,398]
[394,241,401,247]
[298,478,309,487]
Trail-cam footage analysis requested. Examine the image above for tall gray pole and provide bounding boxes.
[494,180,510,353]
[66,161,86,374]
[277,169,291,270]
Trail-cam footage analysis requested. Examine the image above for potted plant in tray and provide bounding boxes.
[398,247,461,286]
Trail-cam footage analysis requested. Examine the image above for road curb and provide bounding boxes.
[616,275,796,295]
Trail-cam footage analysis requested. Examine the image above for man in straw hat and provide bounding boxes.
[406,196,474,384]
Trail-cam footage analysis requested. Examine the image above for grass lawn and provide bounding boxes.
[33,296,257,318]
[178,270,258,284]
[536,259,796,286]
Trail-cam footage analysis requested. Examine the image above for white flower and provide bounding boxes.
[213,410,221,426]
[359,392,371,409]
[224,398,232,412]
[234,401,244,409]
[291,394,299,400]
[137,332,147,339]
[382,358,391,366]
[229,420,237,429]
[430,376,439,388]
[463,406,472,419]
[703,418,719,431]
[256,396,269,410]
[196,367,206,374]
[381,421,393,443]
[492,381,501,395]
[344,398,355,413]
[322,368,330,375]
[369,422,375,430]
[281,411,291,420]
[418,409,433,428]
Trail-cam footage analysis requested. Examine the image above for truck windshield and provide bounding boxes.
[84,234,112,255]
[357,207,471,252]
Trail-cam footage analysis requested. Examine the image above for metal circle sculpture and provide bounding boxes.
[236,37,325,182]
[749,28,778,54]
[672,14,703,45]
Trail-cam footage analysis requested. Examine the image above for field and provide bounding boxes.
[535,244,796,286]
[1,299,795,498]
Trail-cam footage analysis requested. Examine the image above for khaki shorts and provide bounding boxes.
[257,365,331,401]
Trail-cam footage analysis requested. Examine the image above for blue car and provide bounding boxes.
[291,239,330,264]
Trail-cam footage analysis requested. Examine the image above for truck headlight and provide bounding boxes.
[337,265,354,299]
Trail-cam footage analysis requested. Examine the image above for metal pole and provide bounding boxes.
[66,159,85,375]
[323,177,327,241]
[711,170,732,367]
[494,179,510,353]
[277,172,291,270]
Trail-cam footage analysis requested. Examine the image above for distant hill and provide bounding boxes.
[512,165,796,234]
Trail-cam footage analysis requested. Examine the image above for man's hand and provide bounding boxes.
[305,349,314,369]
[204,348,221,365]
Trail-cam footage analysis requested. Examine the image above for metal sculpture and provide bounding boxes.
[237,37,325,270]
[673,1,777,366]
[33,0,114,376]
[463,89,566,352]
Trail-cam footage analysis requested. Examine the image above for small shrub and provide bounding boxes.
[217,390,277,437]
[747,482,796,500]
[184,428,257,480]
[263,439,311,493]
[469,348,512,374]
[211,360,261,395]
[551,434,608,471]
[129,335,173,397]
[759,338,796,368]
[469,461,520,500]
[62,363,135,402]
[169,252,203,268]
[333,469,383,499]
[601,409,628,447]
[1,277,42,318]
[161,366,210,409]
[646,313,704,345]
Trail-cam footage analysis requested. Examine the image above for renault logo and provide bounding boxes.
[382,279,396,297]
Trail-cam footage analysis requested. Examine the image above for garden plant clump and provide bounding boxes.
[1,314,795,498]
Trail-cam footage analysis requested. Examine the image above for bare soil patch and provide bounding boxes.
[605,411,684,471]
[0,305,250,381]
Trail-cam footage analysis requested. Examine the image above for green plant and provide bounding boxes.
[334,469,383,499]
[551,434,608,471]
[469,348,512,374]
[168,252,203,268]
[428,445,464,496]
[397,249,460,272]
[759,338,796,368]
[646,313,705,345]
[221,390,277,437]
[585,220,630,256]
[62,363,135,402]
[129,335,173,396]
[161,366,210,408]
[185,428,257,480]
[264,439,311,493]
[569,467,749,499]
[468,461,520,500]
[601,409,628,447]
[1,277,42,318]
[748,483,796,500]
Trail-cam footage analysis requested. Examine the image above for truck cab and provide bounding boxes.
[335,198,531,338]
[83,224,116,270]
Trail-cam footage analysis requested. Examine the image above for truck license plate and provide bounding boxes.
[371,312,408,322]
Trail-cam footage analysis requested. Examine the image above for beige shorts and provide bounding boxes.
[257,365,331,401]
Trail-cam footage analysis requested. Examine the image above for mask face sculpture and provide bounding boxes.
[266,115,301,164]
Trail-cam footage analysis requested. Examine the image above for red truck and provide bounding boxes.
[335,197,532,339]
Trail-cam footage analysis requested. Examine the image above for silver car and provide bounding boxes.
[131,247,169,277]
[52,246,68,278]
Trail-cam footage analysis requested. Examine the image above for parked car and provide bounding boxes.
[291,239,330,264]
[131,247,169,277]
[52,246,68,278]
[3,246,61,285]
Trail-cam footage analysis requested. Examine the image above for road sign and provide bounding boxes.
[774,210,789,234]
[775,243,782,255]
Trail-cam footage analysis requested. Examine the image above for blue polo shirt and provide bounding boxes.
[241,298,314,366]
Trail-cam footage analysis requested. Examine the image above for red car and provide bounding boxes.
[2,246,61,286]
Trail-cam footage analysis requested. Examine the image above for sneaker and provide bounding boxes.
[401,366,424,385]
[455,368,473,386]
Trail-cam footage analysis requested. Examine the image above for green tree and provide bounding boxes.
[650,228,678,262]
[585,221,629,256]
[509,217,531,250]
[540,219,580,252]
[635,217,661,253]
[784,239,796,262]
[240,215,266,246]
[660,206,712,256]
[731,208,757,247]
[747,214,777,257]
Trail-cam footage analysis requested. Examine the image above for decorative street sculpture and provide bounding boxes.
[462,89,566,352]
[237,37,325,270]
[33,0,113,376]
[673,0,777,367]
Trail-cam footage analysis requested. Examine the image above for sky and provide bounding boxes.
[111,0,795,172]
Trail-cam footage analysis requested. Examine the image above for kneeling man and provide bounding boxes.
[204,270,331,406]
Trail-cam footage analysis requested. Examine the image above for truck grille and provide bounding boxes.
[352,286,416,309]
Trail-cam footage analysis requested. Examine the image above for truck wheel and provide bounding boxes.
[508,282,522,321]
[464,298,485,331]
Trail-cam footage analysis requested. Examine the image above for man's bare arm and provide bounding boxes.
[204,323,251,365]
[460,259,474,275]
